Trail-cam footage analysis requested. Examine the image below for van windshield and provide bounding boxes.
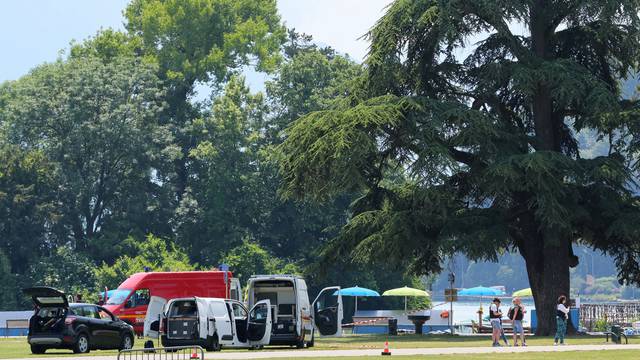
[105,289,132,305]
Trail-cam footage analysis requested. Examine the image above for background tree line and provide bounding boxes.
[2,0,640,336]
[0,0,419,310]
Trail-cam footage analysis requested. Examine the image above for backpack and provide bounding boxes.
[508,306,516,320]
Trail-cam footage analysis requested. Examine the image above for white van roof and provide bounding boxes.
[249,275,304,280]
[167,297,225,303]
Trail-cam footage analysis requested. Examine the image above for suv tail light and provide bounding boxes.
[160,318,166,334]
[65,316,77,326]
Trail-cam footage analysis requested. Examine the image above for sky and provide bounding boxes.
[0,0,392,83]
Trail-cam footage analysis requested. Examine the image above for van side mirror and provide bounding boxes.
[124,298,133,309]
[150,320,159,331]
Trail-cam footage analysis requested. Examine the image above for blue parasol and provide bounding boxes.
[458,286,503,296]
[333,286,380,313]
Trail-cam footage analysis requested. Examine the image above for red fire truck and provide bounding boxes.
[103,271,241,334]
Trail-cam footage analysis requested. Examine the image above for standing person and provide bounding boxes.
[554,295,570,345]
[509,297,526,346]
[489,298,503,347]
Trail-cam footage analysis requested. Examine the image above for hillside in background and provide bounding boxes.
[431,246,640,301]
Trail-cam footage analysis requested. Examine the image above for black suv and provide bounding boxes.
[23,287,135,354]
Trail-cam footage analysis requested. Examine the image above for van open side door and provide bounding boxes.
[312,286,343,337]
[144,296,167,338]
[247,299,272,346]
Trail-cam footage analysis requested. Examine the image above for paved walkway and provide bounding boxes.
[11,344,640,360]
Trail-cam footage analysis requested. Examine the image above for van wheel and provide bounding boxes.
[307,330,315,348]
[206,335,221,352]
[73,333,90,353]
[30,344,46,354]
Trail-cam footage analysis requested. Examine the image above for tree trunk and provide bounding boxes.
[522,232,571,336]
[526,2,573,336]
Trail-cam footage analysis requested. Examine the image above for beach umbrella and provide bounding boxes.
[458,286,503,296]
[512,288,532,297]
[334,286,380,313]
[382,286,430,311]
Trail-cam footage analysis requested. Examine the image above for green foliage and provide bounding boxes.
[0,55,169,259]
[0,249,18,310]
[594,318,609,332]
[125,0,285,85]
[27,247,96,297]
[94,235,195,290]
[175,75,267,264]
[70,29,144,61]
[0,145,57,274]
[266,47,363,137]
[220,240,301,284]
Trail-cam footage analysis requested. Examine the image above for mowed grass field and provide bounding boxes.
[311,333,638,349]
[0,334,638,359]
[276,352,640,360]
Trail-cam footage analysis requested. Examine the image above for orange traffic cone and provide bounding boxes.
[381,341,391,356]
[190,348,199,359]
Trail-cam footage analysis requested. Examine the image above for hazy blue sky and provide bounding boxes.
[0,0,392,83]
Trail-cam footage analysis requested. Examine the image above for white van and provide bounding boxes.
[245,275,345,347]
[144,297,271,351]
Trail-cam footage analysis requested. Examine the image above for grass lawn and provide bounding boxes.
[279,352,640,360]
[312,333,639,349]
[0,334,638,359]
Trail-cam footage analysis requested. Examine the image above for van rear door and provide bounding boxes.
[195,297,211,339]
[312,286,343,337]
[247,300,272,346]
[144,296,167,338]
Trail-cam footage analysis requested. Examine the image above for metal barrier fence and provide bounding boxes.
[118,346,205,360]
[580,303,640,330]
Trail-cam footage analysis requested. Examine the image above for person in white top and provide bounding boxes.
[489,298,503,347]
[554,295,570,345]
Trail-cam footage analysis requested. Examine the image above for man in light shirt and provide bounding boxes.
[489,298,503,347]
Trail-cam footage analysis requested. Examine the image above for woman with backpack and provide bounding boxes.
[508,297,526,346]
[554,295,570,345]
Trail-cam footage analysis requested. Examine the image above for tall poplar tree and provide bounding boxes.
[277,0,640,334]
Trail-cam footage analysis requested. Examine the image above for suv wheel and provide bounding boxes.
[73,333,90,354]
[120,334,134,350]
[30,344,46,354]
